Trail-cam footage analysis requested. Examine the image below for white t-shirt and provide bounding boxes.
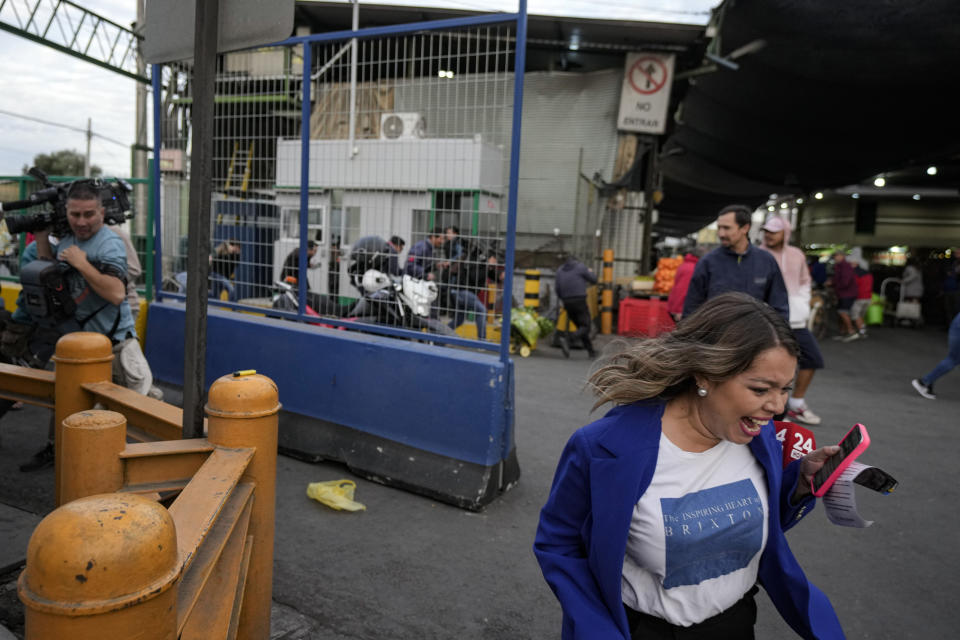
[621,432,769,626]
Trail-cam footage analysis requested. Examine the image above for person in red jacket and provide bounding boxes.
[852,260,874,338]
[666,246,704,321]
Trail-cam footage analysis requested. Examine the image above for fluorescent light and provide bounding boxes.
[873,177,886,187]
[913,194,921,200]
[796,198,804,204]
[780,202,788,209]
[767,205,775,211]
[568,30,581,51]
[927,166,938,175]
[814,192,824,200]
[852,193,860,199]
[438,70,455,78]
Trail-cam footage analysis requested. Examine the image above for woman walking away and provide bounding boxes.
[534,292,845,640]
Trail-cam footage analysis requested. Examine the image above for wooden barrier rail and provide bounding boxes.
[1,332,278,639]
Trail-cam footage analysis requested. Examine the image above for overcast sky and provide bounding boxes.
[0,0,716,178]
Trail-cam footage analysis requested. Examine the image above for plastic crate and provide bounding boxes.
[617,297,675,337]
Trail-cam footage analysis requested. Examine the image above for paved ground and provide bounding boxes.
[1,323,958,638]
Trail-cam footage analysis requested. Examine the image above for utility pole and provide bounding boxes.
[182,0,219,438]
[84,118,92,177]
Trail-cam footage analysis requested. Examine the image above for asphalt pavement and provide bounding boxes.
[1,322,958,639]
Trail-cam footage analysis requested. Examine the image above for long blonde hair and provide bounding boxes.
[589,292,797,408]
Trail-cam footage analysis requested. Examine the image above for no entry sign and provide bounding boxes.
[617,52,675,134]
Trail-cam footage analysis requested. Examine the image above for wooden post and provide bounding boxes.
[53,333,114,506]
[601,249,614,334]
[205,372,280,640]
[19,494,180,639]
[60,410,127,505]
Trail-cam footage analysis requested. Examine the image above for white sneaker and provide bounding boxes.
[911,379,936,400]
[841,332,861,343]
[786,407,822,425]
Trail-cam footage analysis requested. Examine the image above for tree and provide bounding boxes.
[23,149,101,177]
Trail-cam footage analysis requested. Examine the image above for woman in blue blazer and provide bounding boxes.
[534,293,845,639]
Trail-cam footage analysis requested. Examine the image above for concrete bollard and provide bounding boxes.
[60,410,127,505]
[601,249,614,334]
[53,333,114,506]
[205,372,280,640]
[18,493,180,640]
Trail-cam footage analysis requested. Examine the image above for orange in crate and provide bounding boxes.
[618,298,676,337]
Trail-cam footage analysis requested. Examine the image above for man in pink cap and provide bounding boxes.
[760,214,824,425]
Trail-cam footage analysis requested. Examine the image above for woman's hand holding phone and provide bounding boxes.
[792,445,842,503]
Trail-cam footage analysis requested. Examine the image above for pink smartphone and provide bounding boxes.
[811,423,871,497]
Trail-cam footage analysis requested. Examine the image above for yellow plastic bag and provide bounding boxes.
[306,479,366,512]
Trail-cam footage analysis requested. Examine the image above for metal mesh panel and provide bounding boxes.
[157,26,516,346]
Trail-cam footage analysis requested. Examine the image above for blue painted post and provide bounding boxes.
[500,0,528,363]
[298,44,313,319]
[151,64,164,303]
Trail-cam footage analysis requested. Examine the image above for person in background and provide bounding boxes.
[108,224,143,323]
[902,257,924,303]
[941,256,959,324]
[809,255,828,289]
[665,246,704,322]
[534,293,844,640]
[554,253,598,359]
[442,226,487,339]
[830,250,860,341]
[405,228,446,281]
[210,238,241,301]
[912,310,960,400]
[852,259,874,339]
[682,204,788,320]
[281,240,319,283]
[387,235,406,276]
[759,214,824,425]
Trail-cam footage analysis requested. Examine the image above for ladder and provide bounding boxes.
[224,141,254,193]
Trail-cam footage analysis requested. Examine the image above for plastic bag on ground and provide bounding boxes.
[306,479,367,511]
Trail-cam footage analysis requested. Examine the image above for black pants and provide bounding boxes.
[624,586,758,640]
[561,296,594,354]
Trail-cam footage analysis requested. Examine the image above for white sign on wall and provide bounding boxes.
[617,52,675,134]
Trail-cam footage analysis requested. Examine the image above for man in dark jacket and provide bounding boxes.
[555,253,598,358]
[682,204,789,320]
[404,228,446,280]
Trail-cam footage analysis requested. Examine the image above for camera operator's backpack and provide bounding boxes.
[19,259,77,327]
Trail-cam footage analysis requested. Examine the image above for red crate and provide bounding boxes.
[618,297,676,337]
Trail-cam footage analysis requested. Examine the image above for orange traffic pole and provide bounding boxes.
[59,410,127,505]
[53,333,114,506]
[601,249,614,334]
[205,372,280,640]
[19,493,180,640]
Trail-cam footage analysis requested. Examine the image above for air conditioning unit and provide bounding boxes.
[380,112,426,140]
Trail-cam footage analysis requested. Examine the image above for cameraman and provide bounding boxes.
[35,181,151,389]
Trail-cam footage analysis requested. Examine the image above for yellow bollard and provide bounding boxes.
[601,249,614,334]
[53,333,114,506]
[206,372,280,640]
[19,493,180,640]
[524,269,540,309]
[60,410,127,505]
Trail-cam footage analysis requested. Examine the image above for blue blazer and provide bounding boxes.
[534,402,844,639]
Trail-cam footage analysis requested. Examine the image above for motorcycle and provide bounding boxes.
[271,270,455,338]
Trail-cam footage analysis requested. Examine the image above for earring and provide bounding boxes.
[697,387,708,397]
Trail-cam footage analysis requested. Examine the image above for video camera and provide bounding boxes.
[0,167,133,237]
